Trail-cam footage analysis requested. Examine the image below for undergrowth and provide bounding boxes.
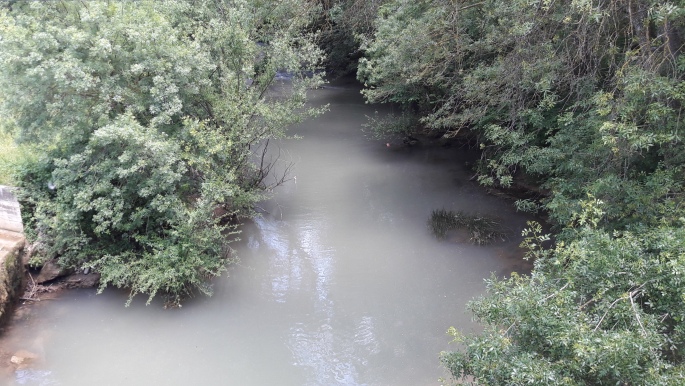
[0,130,35,186]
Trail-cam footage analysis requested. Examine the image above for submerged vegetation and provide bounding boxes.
[428,209,506,245]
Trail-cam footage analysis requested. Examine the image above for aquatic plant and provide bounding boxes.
[428,209,506,245]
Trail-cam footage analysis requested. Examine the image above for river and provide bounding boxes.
[0,77,532,385]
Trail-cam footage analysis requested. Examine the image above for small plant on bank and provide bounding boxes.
[428,209,506,245]
[0,130,36,186]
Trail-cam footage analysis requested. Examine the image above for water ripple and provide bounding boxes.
[14,369,60,386]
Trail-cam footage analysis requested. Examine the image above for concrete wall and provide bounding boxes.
[0,186,25,329]
[0,186,23,233]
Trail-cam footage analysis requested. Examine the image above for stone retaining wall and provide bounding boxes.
[0,186,23,234]
[0,186,24,330]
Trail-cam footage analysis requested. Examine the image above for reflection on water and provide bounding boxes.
[1,78,533,385]
[254,217,300,303]
[257,211,359,385]
[14,369,59,386]
[289,322,360,385]
[354,316,380,359]
[298,218,334,305]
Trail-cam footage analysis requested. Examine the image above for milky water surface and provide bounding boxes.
[0,78,532,386]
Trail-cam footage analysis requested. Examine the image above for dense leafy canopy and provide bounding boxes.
[0,0,324,305]
[360,0,685,224]
[358,0,685,383]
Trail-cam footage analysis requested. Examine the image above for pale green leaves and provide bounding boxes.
[359,1,685,383]
[3,0,324,305]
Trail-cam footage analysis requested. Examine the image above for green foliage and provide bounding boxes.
[442,221,685,385]
[0,126,36,186]
[359,0,685,383]
[359,0,685,224]
[362,110,418,140]
[358,0,446,110]
[0,0,324,305]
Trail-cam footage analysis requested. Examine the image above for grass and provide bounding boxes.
[428,208,507,245]
[0,130,35,186]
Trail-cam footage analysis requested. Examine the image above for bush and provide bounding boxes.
[1,0,324,305]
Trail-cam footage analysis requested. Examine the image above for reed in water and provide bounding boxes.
[428,209,506,245]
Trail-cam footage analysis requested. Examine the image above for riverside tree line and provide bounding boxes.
[2,0,685,384]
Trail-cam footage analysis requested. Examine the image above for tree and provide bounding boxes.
[359,0,685,223]
[358,0,685,383]
[443,218,685,385]
[0,0,324,305]
[311,0,387,77]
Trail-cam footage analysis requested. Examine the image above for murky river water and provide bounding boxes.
[1,78,532,385]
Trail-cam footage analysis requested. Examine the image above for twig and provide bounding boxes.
[629,289,647,336]
[593,282,651,333]
[538,282,570,304]
[21,272,40,301]
[579,297,595,310]
[593,296,625,332]
[503,322,517,336]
